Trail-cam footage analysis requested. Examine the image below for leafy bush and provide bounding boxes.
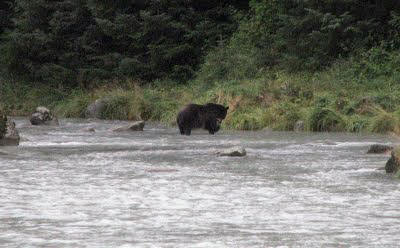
[100,94,131,120]
[225,110,264,131]
[369,112,400,134]
[268,101,302,131]
[195,44,262,85]
[345,115,370,133]
[314,94,335,108]
[373,92,400,112]
[308,107,346,132]
[54,90,92,118]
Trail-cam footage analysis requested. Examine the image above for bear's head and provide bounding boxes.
[204,103,229,122]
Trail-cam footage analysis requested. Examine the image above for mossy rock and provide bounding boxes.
[385,147,400,173]
[0,119,20,146]
[367,144,393,154]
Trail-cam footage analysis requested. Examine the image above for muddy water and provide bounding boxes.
[0,118,399,247]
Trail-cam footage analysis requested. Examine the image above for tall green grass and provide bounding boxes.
[0,78,66,115]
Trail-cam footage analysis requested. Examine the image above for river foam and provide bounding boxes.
[1,118,400,247]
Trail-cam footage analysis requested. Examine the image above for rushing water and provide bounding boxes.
[1,118,400,247]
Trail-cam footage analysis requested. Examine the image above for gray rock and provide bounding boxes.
[85,99,108,119]
[217,146,247,157]
[112,121,145,132]
[30,106,59,126]
[20,136,30,142]
[385,149,400,173]
[294,120,305,132]
[0,119,20,146]
[367,144,393,154]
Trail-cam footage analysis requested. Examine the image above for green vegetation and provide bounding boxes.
[1,0,400,134]
[0,0,245,84]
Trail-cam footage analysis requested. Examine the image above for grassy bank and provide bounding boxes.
[1,47,400,134]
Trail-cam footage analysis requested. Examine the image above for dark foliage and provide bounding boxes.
[1,0,400,86]
[0,0,247,86]
[243,0,400,71]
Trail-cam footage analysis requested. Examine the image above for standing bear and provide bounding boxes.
[177,103,229,135]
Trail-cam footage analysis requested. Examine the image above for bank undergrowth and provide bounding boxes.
[1,46,400,135]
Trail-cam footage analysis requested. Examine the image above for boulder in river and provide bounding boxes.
[85,98,108,119]
[294,120,305,132]
[30,106,59,126]
[385,147,400,174]
[112,121,145,132]
[82,127,96,132]
[367,144,393,154]
[217,146,247,157]
[0,119,20,146]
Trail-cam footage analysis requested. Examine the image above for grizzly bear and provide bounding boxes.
[177,103,229,135]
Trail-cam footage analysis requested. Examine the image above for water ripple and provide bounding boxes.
[0,118,399,247]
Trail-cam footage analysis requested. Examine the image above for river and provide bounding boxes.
[0,118,399,247]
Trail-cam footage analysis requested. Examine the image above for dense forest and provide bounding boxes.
[1,0,399,86]
[1,0,400,132]
[0,0,248,86]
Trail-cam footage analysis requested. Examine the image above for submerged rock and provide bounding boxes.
[30,106,59,126]
[367,144,393,154]
[385,148,400,174]
[112,121,145,132]
[217,146,247,157]
[82,127,96,132]
[0,119,20,146]
[20,136,30,142]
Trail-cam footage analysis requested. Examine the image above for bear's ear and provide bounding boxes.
[225,106,229,110]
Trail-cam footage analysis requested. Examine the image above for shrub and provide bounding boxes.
[100,93,131,120]
[373,92,400,112]
[308,107,346,132]
[345,115,370,132]
[313,94,335,108]
[268,102,302,131]
[224,108,265,130]
[54,90,92,118]
[195,43,262,85]
[369,112,400,134]
[97,88,146,121]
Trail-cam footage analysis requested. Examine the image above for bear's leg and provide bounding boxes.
[179,126,185,135]
[205,118,218,135]
[215,119,221,132]
[184,128,191,136]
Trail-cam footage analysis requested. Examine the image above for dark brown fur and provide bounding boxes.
[177,103,228,135]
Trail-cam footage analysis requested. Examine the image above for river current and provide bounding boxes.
[0,118,400,247]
